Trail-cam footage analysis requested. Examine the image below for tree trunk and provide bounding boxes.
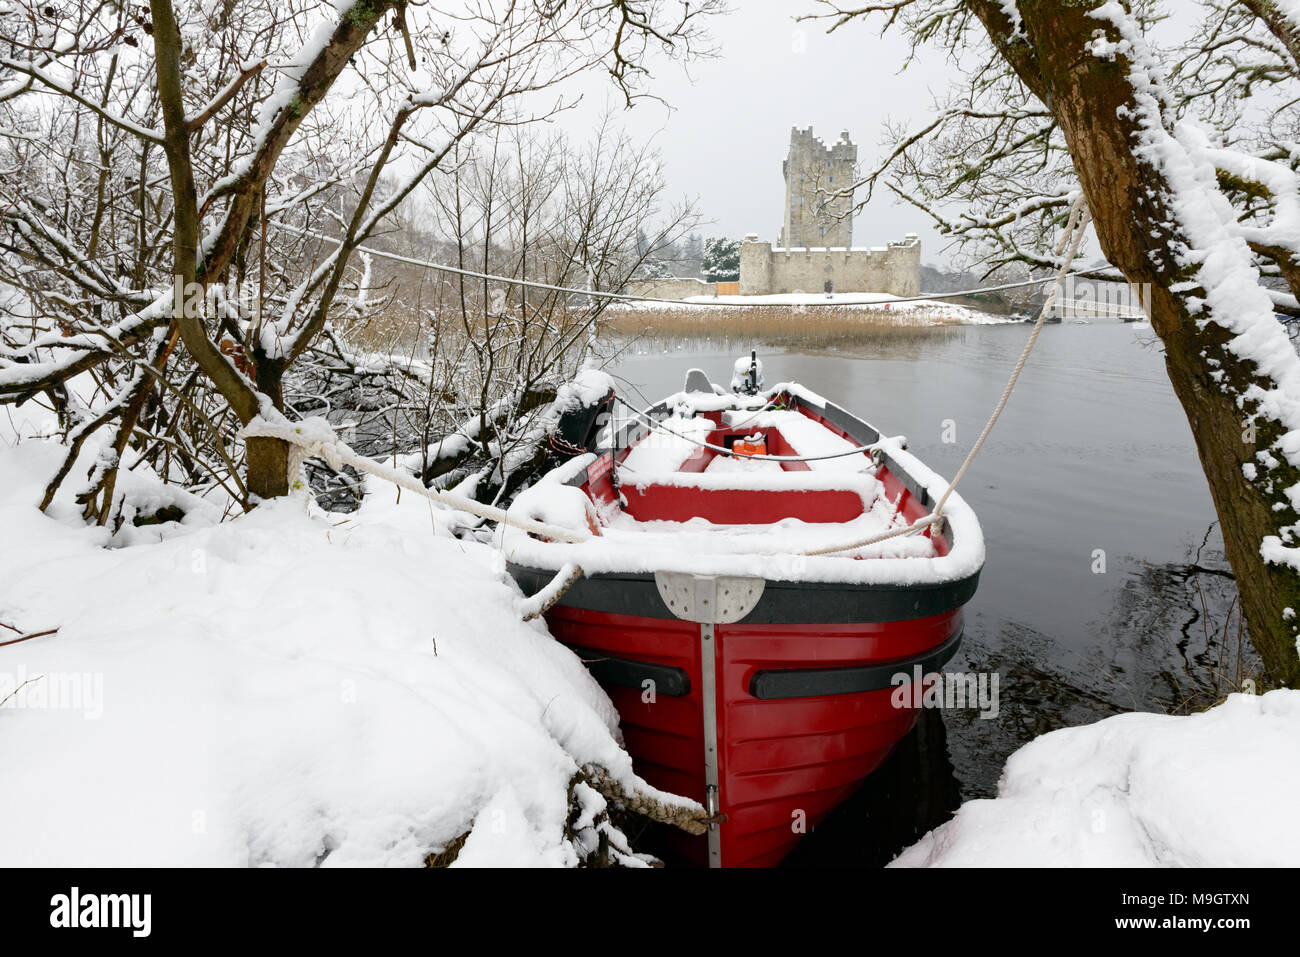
[246,357,290,499]
[147,0,393,505]
[968,0,1300,687]
[246,436,291,500]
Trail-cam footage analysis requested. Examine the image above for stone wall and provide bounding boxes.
[739,234,921,296]
[622,277,716,301]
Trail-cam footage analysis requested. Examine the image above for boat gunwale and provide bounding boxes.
[507,562,981,625]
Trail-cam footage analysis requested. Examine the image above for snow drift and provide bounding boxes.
[0,410,694,867]
[893,690,1300,867]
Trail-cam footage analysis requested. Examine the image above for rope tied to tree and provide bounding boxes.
[236,417,592,544]
[250,197,1089,594]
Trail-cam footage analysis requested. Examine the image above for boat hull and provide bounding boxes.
[512,567,970,867]
[505,379,983,866]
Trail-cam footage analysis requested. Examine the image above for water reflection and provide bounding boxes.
[616,325,970,365]
[790,542,1241,866]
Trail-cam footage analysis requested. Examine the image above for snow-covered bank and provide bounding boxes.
[0,423,694,866]
[613,291,1012,324]
[688,292,936,307]
[893,690,1300,867]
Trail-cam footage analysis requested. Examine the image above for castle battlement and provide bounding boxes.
[773,245,893,254]
[627,129,921,302]
[786,126,855,158]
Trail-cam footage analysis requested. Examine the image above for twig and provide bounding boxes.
[0,626,60,648]
[0,674,45,709]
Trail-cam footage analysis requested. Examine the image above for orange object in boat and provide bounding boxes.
[733,433,767,457]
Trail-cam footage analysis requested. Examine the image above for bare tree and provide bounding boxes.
[0,0,719,517]
[804,0,1300,687]
[409,116,699,502]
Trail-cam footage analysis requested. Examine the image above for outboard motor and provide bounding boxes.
[731,350,764,396]
[550,374,616,457]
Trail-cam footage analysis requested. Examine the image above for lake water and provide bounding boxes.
[606,319,1244,865]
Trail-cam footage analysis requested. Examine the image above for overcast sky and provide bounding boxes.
[558,1,961,267]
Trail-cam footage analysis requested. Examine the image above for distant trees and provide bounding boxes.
[414,117,699,501]
[632,230,706,278]
[637,259,675,280]
[702,238,742,283]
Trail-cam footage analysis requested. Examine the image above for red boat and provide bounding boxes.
[505,361,983,867]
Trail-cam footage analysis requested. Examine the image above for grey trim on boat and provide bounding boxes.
[563,645,691,696]
[747,627,964,700]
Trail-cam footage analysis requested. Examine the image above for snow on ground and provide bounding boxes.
[0,401,693,867]
[893,690,1300,867]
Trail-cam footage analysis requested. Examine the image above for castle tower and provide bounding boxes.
[779,127,856,249]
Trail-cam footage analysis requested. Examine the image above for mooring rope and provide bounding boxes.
[237,419,592,544]
[249,196,1090,573]
[800,193,1092,556]
[931,196,1091,522]
[519,562,585,621]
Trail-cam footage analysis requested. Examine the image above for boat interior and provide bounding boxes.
[569,385,946,559]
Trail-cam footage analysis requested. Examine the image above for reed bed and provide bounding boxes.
[603,303,981,351]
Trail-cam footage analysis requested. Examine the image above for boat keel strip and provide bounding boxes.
[653,572,766,867]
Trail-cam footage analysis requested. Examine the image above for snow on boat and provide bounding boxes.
[503,361,984,867]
